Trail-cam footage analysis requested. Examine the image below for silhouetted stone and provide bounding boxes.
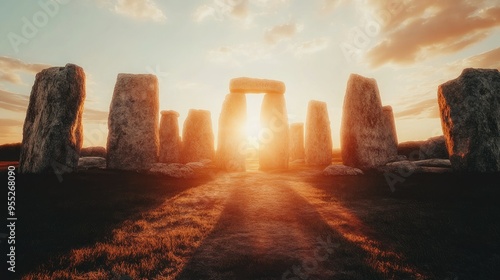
[19,64,85,173]
[341,74,397,169]
[182,109,215,163]
[259,93,289,169]
[216,93,247,171]
[230,77,286,94]
[149,163,195,178]
[419,135,448,160]
[80,146,106,158]
[305,100,332,165]
[159,110,181,163]
[289,123,305,161]
[438,68,500,172]
[0,143,21,161]
[413,159,451,168]
[107,74,159,170]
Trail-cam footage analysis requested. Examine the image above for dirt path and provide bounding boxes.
[175,170,422,280]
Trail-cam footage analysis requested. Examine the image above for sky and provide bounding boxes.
[0,0,499,148]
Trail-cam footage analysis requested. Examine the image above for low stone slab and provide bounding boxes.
[413,159,451,168]
[149,163,195,178]
[78,157,106,170]
[323,164,364,176]
[230,77,286,94]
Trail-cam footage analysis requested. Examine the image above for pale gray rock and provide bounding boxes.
[438,68,500,172]
[259,93,289,169]
[289,123,305,161]
[413,159,451,168]
[106,74,159,170]
[305,100,333,166]
[341,74,397,169]
[216,93,247,171]
[78,157,106,170]
[182,109,215,163]
[323,164,364,176]
[149,163,195,178]
[159,110,181,163]
[19,64,85,174]
[80,146,106,158]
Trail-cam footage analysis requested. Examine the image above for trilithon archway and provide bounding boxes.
[216,77,289,171]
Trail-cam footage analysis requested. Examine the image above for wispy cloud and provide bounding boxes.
[83,108,109,122]
[0,89,29,113]
[207,43,272,65]
[394,97,439,119]
[292,37,329,56]
[0,56,50,85]
[96,0,166,22]
[446,47,500,71]
[365,0,500,67]
[193,0,288,23]
[264,22,303,45]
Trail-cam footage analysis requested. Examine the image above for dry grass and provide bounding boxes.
[3,166,500,279]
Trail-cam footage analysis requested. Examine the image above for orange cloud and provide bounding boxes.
[447,47,500,70]
[264,22,303,45]
[365,0,500,67]
[0,89,29,113]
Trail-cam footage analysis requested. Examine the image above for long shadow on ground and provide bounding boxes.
[176,173,388,280]
[1,169,213,278]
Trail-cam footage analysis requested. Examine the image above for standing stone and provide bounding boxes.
[382,105,398,157]
[341,74,397,169]
[438,68,500,172]
[260,93,289,169]
[305,100,333,165]
[216,93,247,171]
[19,64,85,174]
[107,74,159,170]
[289,123,305,161]
[182,109,215,163]
[159,110,181,163]
[419,135,448,160]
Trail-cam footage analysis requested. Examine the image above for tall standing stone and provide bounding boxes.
[305,100,333,165]
[19,64,85,174]
[438,68,500,172]
[216,93,247,171]
[289,123,305,161]
[341,74,397,169]
[159,110,181,163]
[382,105,398,156]
[107,74,159,170]
[260,93,289,169]
[182,109,215,163]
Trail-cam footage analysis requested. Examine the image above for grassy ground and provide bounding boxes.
[1,163,500,280]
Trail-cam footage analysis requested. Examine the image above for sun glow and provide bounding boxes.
[245,94,265,151]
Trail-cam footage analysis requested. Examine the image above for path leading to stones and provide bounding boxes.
[174,170,424,280]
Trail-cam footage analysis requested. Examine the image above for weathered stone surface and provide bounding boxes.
[81,146,106,158]
[259,93,289,169]
[419,135,448,160]
[19,64,85,173]
[323,164,363,176]
[378,160,452,174]
[149,163,195,178]
[341,73,397,169]
[106,74,159,170]
[413,159,451,168]
[216,93,247,171]
[159,110,181,163]
[230,77,285,94]
[382,106,398,153]
[438,68,500,172]
[289,123,305,161]
[305,100,332,166]
[182,109,215,163]
[78,157,106,170]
